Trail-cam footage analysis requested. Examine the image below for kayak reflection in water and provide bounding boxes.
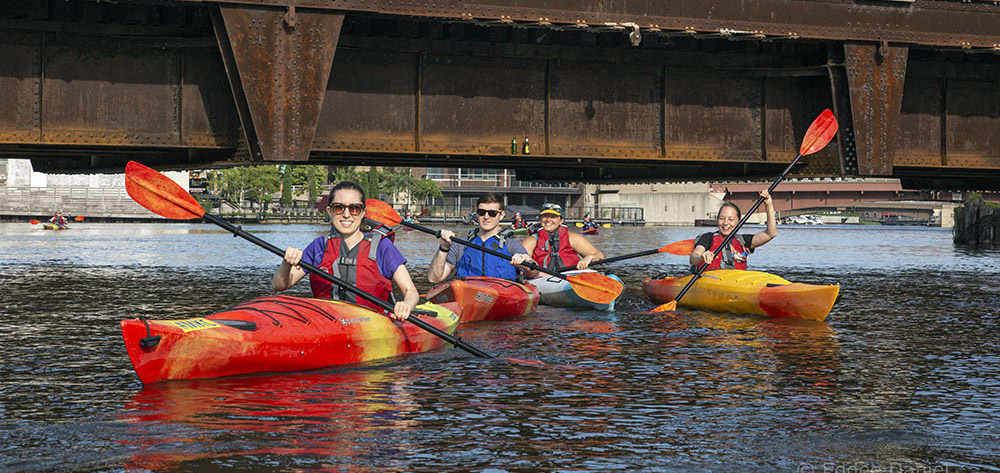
[518,202,605,276]
[689,190,777,272]
[271,181,420,321]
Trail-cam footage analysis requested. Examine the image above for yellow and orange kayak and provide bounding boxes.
[121,295,460,384]
[642,269,839,321]
[426,276,540,322]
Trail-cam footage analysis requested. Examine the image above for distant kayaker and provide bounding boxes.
[689,190,777,272]
[519,203,605,275]
[510,212,527,229]
[273,181,420,321]
[49,211,68,229]
[581,215,598,232]
[429,193,532,283]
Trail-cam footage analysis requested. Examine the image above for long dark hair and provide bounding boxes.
[718,202,742,220]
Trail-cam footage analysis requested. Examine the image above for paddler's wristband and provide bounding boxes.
[438,245,451,253]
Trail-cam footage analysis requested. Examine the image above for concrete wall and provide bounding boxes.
[583,182,718,225]
[3,158,188,190]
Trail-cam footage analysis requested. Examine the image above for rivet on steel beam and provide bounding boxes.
[538,18,551,26]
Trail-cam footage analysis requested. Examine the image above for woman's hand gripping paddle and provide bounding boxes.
[652,108,839,313]
[365,199,625,306]
[123,160,494,359]
[555,239,696,273]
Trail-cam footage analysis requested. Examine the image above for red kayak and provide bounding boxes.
[426,276,540,322]
[121,295,460,384]
[581,227,599,235]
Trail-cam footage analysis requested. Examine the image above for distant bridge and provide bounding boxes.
[1,1,999,189]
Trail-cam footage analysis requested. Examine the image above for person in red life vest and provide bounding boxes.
[271,181,419,321]
[689,190,777,272]
[516,202,605,275]
[49,210,69,229]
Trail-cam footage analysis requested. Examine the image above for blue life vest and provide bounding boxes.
[455,230,517,280]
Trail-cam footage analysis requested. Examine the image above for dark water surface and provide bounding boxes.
[1,222,998,472]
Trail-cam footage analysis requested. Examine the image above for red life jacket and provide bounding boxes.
[701,232,750,271]
[309,234,392,313]
[533,225,580,270]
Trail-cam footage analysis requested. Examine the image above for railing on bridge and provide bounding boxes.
[424,169,576,190]
[0,186,151,218]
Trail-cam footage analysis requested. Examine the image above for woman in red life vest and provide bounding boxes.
[514,202,605,275]
[271,181,420,321]
[689,190,777,272]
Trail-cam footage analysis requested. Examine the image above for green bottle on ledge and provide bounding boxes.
[511,137,517,155]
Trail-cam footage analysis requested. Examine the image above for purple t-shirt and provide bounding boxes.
[301,234,407,280]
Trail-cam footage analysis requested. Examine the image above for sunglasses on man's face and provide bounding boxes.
[476,208,501,217]
[330,202,365,216]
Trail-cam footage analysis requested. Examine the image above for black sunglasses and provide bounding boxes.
[476,208,501,217]
[330,202,366,216]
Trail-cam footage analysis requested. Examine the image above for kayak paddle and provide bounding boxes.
[575,222,612,228]
[123,160,494,359]
[555,239,696,273]
[365,199,625,306]
[652,108,839,312]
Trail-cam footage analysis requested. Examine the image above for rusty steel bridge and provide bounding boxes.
[1,0,999,188]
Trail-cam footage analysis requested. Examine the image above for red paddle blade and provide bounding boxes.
[125,161,206,220]
[799,109,839,156]
[651,300,677,312]
[364,199,402,226]
[74,216,85,222]
[566,272,625,305]
[29,220,40,225]
[660,239,696,256]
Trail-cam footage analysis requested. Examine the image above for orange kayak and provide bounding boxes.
[426,276,540,322]
[643,269,839,321]
[121,295,460,384]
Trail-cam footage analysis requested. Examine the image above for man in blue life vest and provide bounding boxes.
[428,193,532,283]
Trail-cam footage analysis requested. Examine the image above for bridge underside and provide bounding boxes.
[1,1,1000,189]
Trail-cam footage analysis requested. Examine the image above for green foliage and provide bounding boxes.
[290,165,327,204]
[209,165,281,214]
[280,166,294,206]
[329,166,442,204]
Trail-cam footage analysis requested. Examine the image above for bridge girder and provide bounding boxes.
[0,1,999,189]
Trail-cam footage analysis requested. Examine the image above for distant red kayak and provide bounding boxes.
[121,295,460,384]
[426,276,540,322]
[581,227,599,235]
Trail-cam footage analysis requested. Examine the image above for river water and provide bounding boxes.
[1,222,997,472]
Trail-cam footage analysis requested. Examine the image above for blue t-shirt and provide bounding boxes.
[301,234,407,280]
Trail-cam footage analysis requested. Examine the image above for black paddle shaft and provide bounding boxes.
[671,153,804,304]
[401,220,570,280]
[202,213,493,359]
[555,248,658,273]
